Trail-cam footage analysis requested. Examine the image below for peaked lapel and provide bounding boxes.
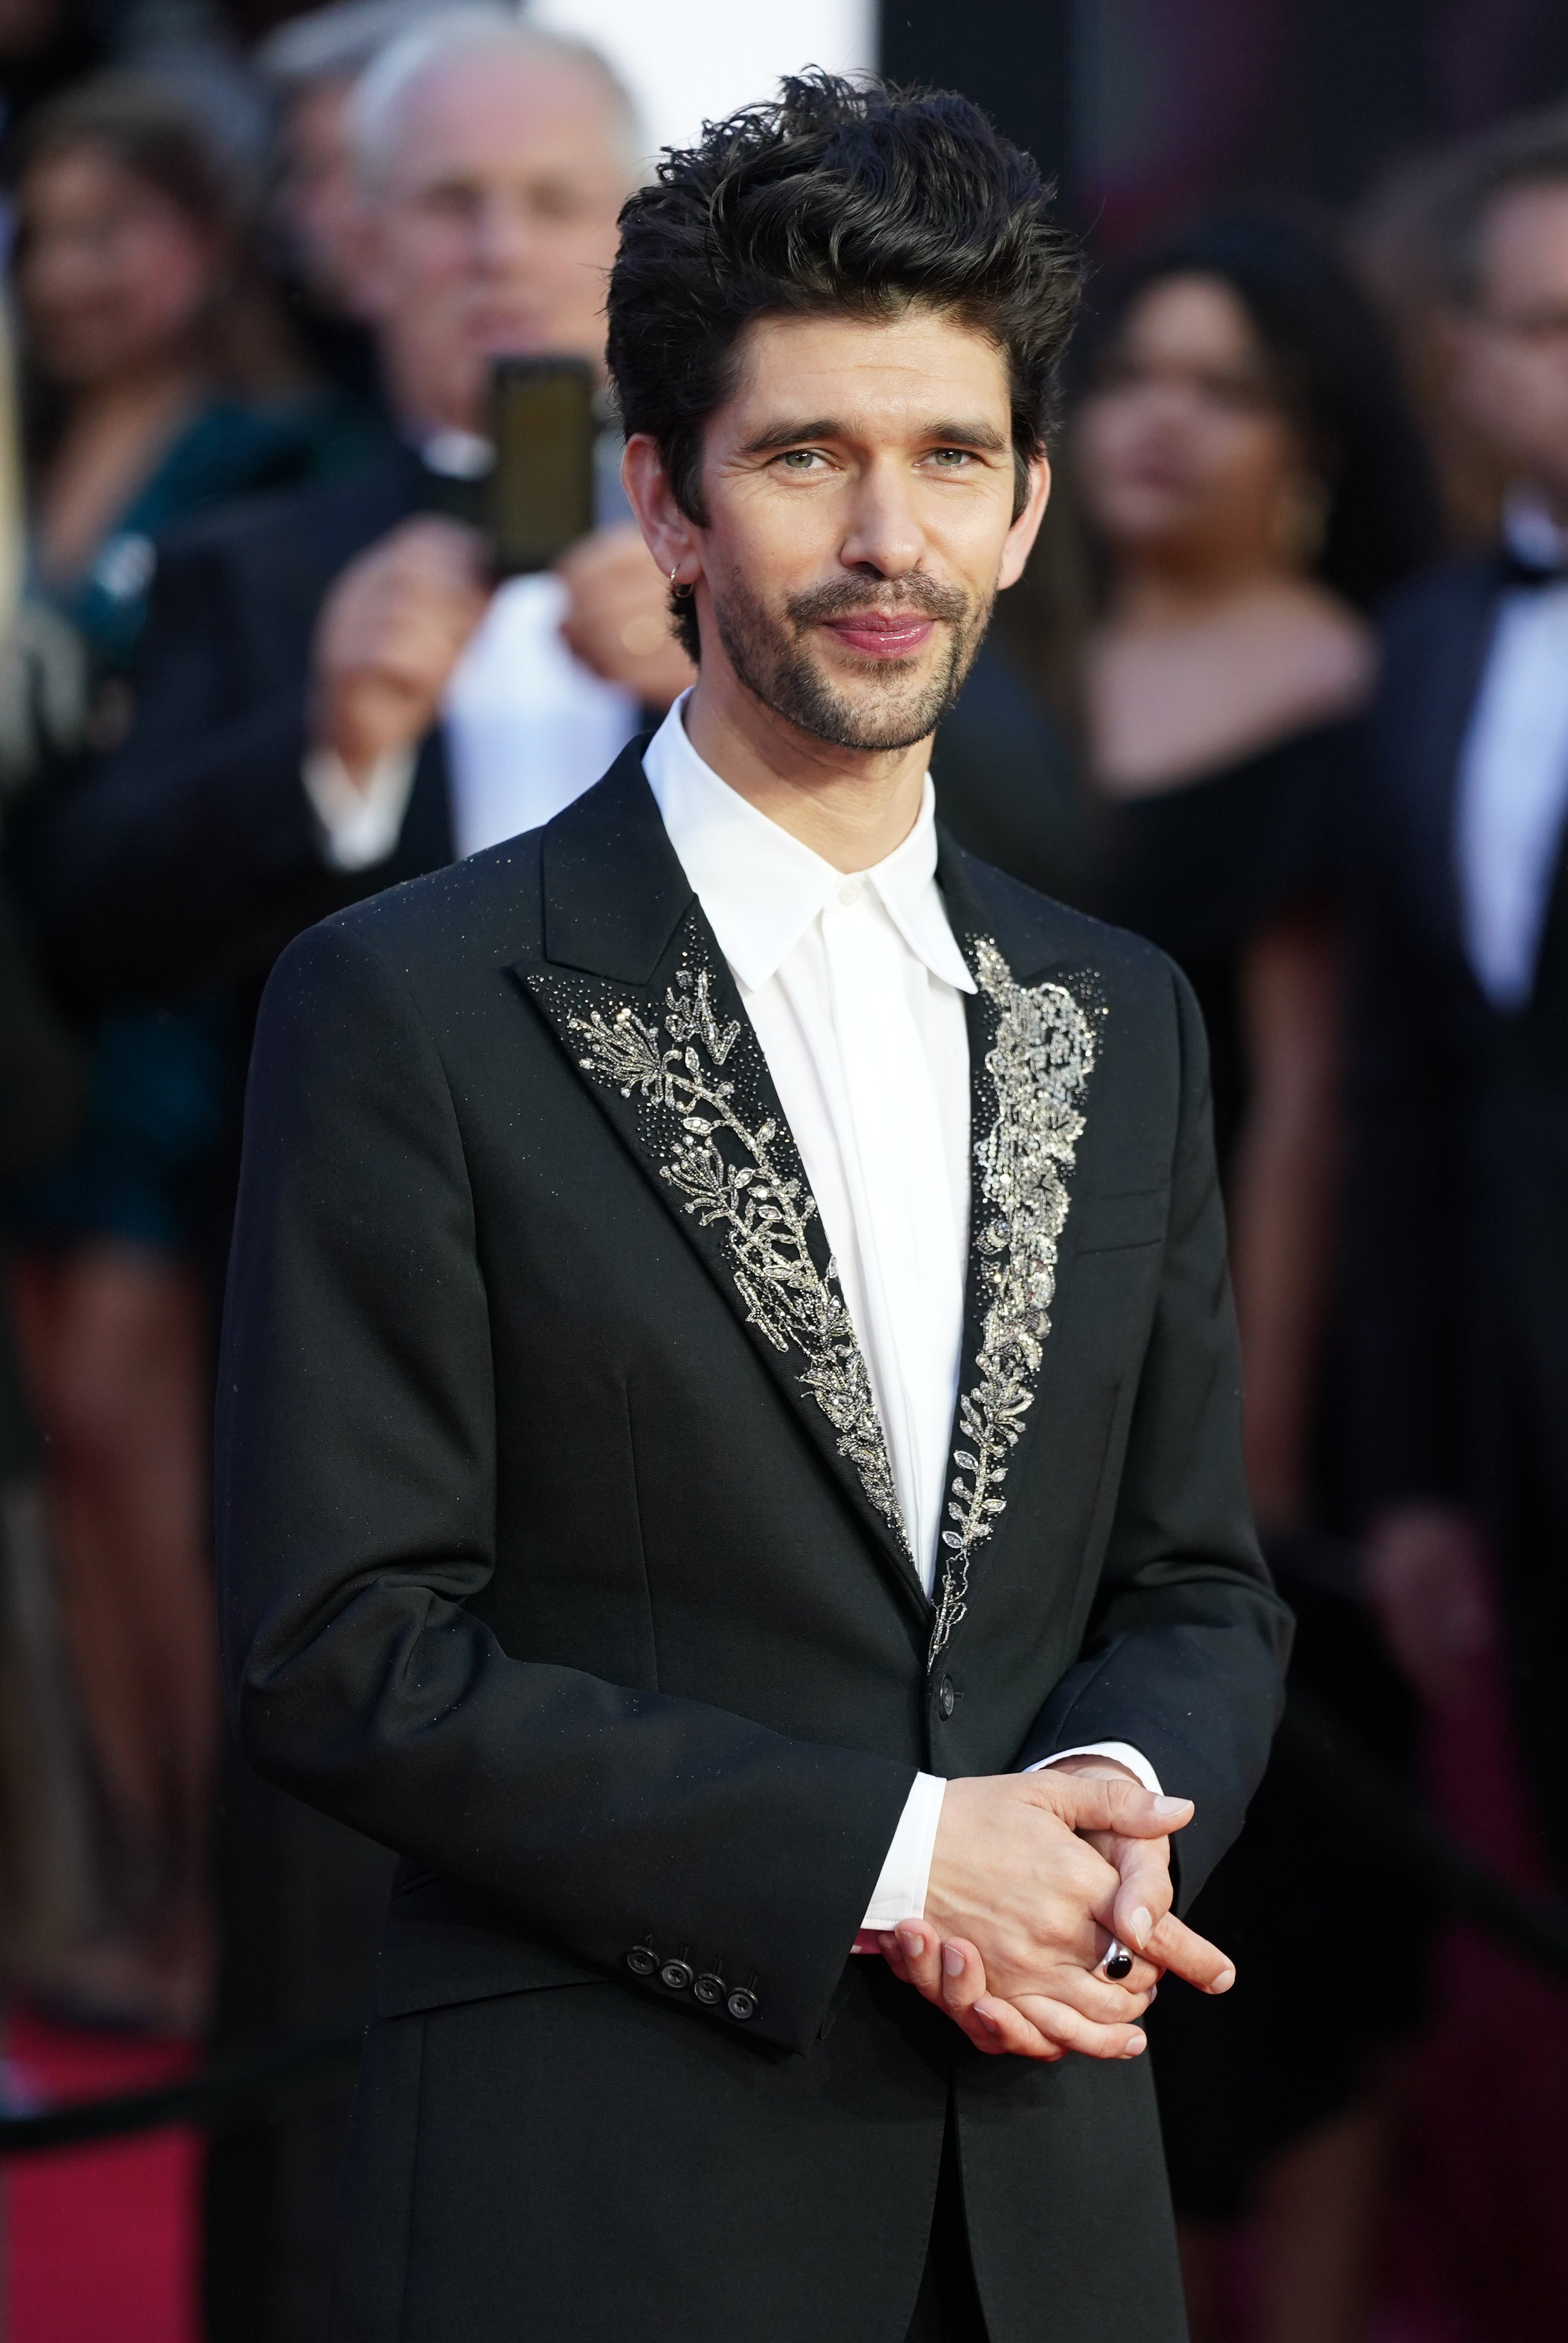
[521,748,927,1625]
[1395,556,1506,958]
[926,838,1101,1668]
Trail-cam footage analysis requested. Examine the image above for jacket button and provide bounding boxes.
[937,1676,956,1720]
[726,1985,758,2022]
[625,1944,657,1977]
[693,1971,725,2007]
[659,1956,695,1992]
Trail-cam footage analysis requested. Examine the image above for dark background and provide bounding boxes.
[881,0,1568,248]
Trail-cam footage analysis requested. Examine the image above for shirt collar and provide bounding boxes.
[1502,485,1568,577]
[642,690,975,995]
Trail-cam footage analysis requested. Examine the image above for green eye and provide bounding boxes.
[780,449,820,469]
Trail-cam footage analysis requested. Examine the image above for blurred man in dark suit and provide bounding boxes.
[1353,113,1568,1883]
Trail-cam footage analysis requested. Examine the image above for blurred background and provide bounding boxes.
[2,2,1568,2339]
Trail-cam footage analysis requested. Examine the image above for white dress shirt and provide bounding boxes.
[643,695,1156,1930]
[1457,492,1568,1010]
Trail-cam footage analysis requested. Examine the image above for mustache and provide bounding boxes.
[785,574,973,628]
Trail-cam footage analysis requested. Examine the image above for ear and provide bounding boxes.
[622,434,702,588]
[997,453,1051,591]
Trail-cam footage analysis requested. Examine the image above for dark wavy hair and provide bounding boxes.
[1068,209,1441,611]
[607,70,1082,657]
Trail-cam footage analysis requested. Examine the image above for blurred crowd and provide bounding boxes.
[0,7,1566,2341]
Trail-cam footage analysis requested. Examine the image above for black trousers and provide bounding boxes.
[905,2113,989,2342]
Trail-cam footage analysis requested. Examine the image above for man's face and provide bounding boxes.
[1448,180,1568,503]
[360,49,632,434]
[682,308,1044,754]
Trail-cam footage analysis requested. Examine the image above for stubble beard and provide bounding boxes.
[709,569,994,753]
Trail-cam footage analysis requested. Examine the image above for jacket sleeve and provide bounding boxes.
[216,915,914,2057]
[31,537,362,1011]
[1017,962,1292,1907]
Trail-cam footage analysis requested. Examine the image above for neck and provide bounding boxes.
[1106,545,1289,631]
[63,360,205,435]
[681,661,930,874]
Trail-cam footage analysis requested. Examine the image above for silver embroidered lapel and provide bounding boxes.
[562,964,911,1557]
[930,937,1098,1667]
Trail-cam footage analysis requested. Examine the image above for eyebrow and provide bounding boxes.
[738,416,1010,457]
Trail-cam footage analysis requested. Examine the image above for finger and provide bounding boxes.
[1017,1961,1154,2025]
[1010,1995,1148,2061]
[934,1940,1014,2057]
[968,1996,1065,2062]
[1038,1775,1193,1842]
[1108,1843,1174,1954]
[885,1921,945,2003]
[1145,1910,1236,1994]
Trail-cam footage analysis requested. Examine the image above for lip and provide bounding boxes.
[823,614,936,660]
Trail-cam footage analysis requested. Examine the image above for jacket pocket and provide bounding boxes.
[372,1866,606,2019]
[1070,1184,1169,1256]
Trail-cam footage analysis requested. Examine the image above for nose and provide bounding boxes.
[838,452,926,580]
[471,190,537,278]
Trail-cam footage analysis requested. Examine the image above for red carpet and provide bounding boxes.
[2,2007,201,2343]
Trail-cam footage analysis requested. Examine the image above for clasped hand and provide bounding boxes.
[879,1765,1235,2064]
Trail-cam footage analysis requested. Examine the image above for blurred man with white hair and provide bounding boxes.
[44,7,692,1015]
[34,18,691,2341]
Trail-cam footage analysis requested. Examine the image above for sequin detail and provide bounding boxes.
[929,938,1098,1666]
[562,964,910,1555]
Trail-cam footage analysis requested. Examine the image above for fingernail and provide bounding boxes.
[1211,1967,1235,1994]
[1149,1983,1158,2001]
[896,1924,923,1956]
[1151,1796,1190,1819]
[942,1944,965,1977]
[1123,2033,1146,2057]
[975,2005,999,2033]
[1130,1906,1152,1949]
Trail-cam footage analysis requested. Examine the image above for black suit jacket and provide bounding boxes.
[32,442,456,1015]
[1350,553,1568,1523]
[218,748,1288,2343]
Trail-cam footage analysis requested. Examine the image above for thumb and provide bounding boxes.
[1039,1773,1193,1839]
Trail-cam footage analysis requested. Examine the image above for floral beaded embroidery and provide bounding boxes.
[560,964,910,1555]
[929,939,1098,1667]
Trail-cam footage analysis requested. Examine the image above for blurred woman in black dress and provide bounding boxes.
[940,215,1441,2343]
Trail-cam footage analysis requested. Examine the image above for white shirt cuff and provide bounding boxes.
[303,744,420,871]
[860,1771,946,1930]
[1024,1741,1163,1795]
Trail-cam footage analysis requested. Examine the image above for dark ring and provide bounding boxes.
[1103,1940,1134,1981]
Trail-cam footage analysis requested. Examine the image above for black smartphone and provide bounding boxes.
[486,355,598,576]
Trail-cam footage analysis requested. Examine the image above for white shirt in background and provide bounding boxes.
[1457,491,1568,1011]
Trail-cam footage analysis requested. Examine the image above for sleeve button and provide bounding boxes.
[659,1957,695,1992]
[693,1971,725,2007]
[625,1944,657,1977]
[725,1985,758,2022]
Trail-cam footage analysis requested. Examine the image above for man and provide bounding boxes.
[1352,113,1568,1882]
[222,76,1288,2343]
[37,9,691,1018]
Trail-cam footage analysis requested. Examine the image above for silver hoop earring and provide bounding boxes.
[669,564,694,600]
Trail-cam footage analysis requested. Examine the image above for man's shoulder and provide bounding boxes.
[314,827,547,988]
[943,836,1177,1011]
